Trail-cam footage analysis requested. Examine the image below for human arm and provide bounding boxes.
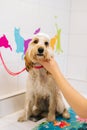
[38,58,87,118]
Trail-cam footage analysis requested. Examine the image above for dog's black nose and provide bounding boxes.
[38,47,44,53]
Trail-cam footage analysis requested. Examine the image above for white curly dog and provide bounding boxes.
[18,33,70,122]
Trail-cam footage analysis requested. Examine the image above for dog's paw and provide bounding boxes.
[18,115,28,122]
[62,109,70,119]
[47,114,55,122]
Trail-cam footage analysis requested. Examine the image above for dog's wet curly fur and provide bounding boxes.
[18,33,70,122]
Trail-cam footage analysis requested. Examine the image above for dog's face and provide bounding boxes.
[24,34,53,71]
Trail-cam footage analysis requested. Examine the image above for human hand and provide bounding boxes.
[38,57,61,75]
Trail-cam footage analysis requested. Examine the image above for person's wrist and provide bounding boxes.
[51,68,57,76]
[52,67,61,78]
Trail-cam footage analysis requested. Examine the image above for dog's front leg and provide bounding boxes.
[47,95,56,122]
[18,97,32,122]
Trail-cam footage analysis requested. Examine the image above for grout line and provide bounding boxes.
[65,0,72,76]
[66,77,87,83]
[67,55,87,58]
[0,89,26,101]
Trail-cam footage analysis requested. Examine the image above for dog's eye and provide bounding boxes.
[33,39,39,44]
[44,41,49,46]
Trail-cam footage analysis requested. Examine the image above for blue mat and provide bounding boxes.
[33,108,87,130]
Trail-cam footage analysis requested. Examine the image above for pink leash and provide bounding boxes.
[0,52,26,76]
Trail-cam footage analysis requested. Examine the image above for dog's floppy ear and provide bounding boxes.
[24,51,33,71]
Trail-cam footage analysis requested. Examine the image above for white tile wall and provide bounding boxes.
[39,0,70,11]
[67,56,87,81]
[67,0,87,82]
[0,64,18,96]
[0,0,70,97]
[0,93,25,117]
[70,12,87,34]
[68,35,87,57]
[71,0,87,12]
[68,79,87,96]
